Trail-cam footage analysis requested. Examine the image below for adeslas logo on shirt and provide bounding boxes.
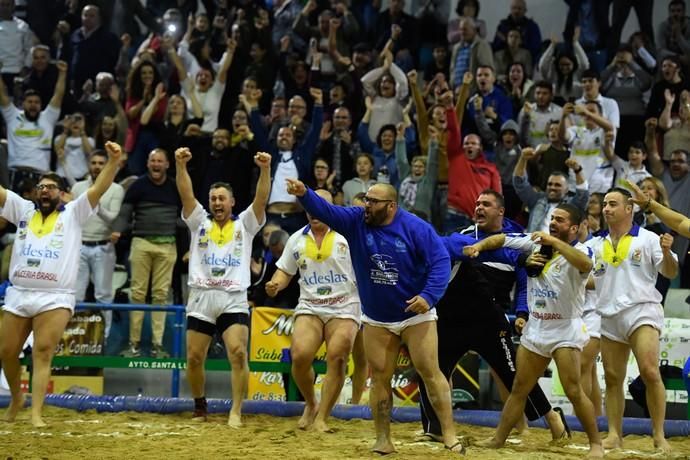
[201,253,241,267]
[302,270,348,286]
[21,243,60,259]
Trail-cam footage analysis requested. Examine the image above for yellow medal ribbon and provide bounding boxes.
[304,230,335,262]
[540,251,560,277]
[209,220,235,247]
[602,235,633,267]
[28,210,59,238]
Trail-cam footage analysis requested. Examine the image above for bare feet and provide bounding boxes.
[475,437,503,449]
[227,412,242,428]
[312,419,334,433]
[513,415,528,435]
[601,434,622,449]
[585,443,604,459]
[372,439,396,455]
[31,414,47,428]
[297,403,318,430]
[654,437,671,453]
[545,409,566,440]
[2,394,26,422]
[445,441,466,455]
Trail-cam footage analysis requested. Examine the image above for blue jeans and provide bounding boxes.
[76,242,117,338]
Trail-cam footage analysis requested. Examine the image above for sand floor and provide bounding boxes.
[1,407,690,459]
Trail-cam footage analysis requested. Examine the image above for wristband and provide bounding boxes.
[573,167,583,174]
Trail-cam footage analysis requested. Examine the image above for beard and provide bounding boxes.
[25,110,40,122]
[364,207,388,226]
[38,196,61,215]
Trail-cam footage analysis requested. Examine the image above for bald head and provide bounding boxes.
[371,183,397,201]
[315,188,333,203]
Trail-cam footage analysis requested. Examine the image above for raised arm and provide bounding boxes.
[0,65,10,107]
[174,147,197,218]
[575,104,613,132]
[644,118,665,177]
[217,38,236,85]
[658,89,675,130]
[286,179,359,236]
[455,72,472,125]
[49,61,69,109]
[87,141,122,208]
[627,179,690,238]
[251,152,272,224]
[141,83,166,126]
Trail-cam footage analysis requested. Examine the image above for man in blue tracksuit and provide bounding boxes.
[418,189,568,442]
[284,178,465,455]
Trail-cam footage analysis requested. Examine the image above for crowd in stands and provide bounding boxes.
[1,0,690,356]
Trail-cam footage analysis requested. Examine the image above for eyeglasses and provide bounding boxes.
[362,196,392,205]
[35,184,60,191]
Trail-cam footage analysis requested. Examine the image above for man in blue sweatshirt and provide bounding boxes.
[285,178,464,455]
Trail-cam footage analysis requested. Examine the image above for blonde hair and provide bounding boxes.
[640,177,670,208]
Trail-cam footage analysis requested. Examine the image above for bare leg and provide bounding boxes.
[580,337,602,416]
[552,347,603,458]
[402,321,460,450]
[290,315,324,430]
[476,346,549,448]
[630,326,671,453]
[0,312,32,422]
[313,318,357,432]
[350,328,369,405]
[30,308,73,427]
[363,324,400,455]
[601,336,629,449]
[222,323,250,428]
[491,366,527,434]
[185,329,212,420]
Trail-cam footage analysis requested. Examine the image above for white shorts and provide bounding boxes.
[361,309,437,336]
[2,286,75,318]
[186,288,249,324]
[600,303,664,344]
[295,301,361,326]
[520,316,589,358]
[582,309,601,339]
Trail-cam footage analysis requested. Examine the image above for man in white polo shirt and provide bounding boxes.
[265,189,360,433]
[174,146,270,427]
[466,203,603,459]
[592,187,678,453]
[0,141,122,427]
[0,60,68,190]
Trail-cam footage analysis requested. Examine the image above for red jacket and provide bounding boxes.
[446,110,502,216]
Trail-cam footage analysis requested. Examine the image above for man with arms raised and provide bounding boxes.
[265,189,360,432]
[593,187,677,452]
[285,178,463,454]
[175,147,271,427]
[466,203,604,458]
[0,141,122,427]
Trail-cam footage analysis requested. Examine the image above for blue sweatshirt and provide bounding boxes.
[300,189,450,322]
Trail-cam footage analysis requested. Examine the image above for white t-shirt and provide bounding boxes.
[181,76,225,133]
[590,225,676,317]
[277,225,359,311]
[1,104,60,172]
[565,125,613,193]
[268,151,299,205]
[184,201,264,292]
[505,234,592,320]
[55,135,95,180]
[1,191,95,292]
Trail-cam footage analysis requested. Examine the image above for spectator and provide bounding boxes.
[449,17,493,90]
[629,31,658,75]
[659,89,690,160]
[149,94,203,165]
[0,61,67,190]
[501,62,533,119]
[54,112,95,185]
[447,0,487,44]
[645,118,690,287]
[575,69,621,131]
[538,30,589,104]
[342,153,376,207]
[316,106,359,187]
[466,66,513,154]
[602,134,651,189]
[528,120,571,191]
[563,0,611,54]
[397,122,439,221]
[656,0,690,66]
[124,61,167,175]
[513,148,588,232]
[271,0,304,52]
[0,0,35,93]
[423,43,450,86]
[67,5,121,99]
[361,48,408,143]
[307,157,339,199]
[79,72,121,126]
[72,150,125,342]
[492,0,542,63]
[645,55,690,119]
[484,120,522,219]
[95,115,126,150]
[559,101,615,193]
[21,45,60,111]
[494,28,532,83]
[374,0,419,70]
[113,148,181,359]
[518,81,563,148]
[586,191,607,234]
[600,45,652,158]
[245,87,323,235]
